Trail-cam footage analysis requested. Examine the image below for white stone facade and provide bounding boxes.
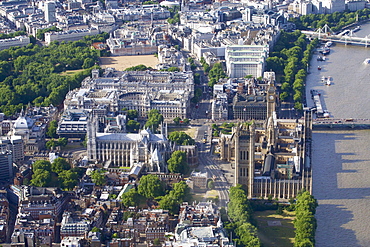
[0,36,30,51]
[87,121,171,170]
[64,69,194,121]
[225,45,268,78]
[44,28,99,45]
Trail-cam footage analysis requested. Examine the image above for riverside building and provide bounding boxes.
[218,110,313,199]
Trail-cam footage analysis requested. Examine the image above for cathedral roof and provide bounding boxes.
[151,148,163,163]
[96,133,167,142]
[140,128,152,136]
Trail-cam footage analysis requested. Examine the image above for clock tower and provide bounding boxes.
[267,82,276,120]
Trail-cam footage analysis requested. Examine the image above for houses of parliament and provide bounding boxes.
[218,72,312,199]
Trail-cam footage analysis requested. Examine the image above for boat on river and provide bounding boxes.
[325,41,333,47]
[321,47,330,55]
[363,58,370,64]
[326,76,332,86]
[317,55,326,61]
[353,26,361,32]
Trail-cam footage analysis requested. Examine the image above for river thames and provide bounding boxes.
[306,23,370,247]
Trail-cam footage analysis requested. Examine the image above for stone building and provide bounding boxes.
[0,136,23,164]
[44,28,99,45]
[15,187,69,221]
[188,171,208,191]
[0,36,30,50]
[213,71,277,121]
[174,145,198,167]
[87,118,172,171]
[156,45,188,71]
[63,68,194,121]
[232,76,276,120]
[218,110,312,199]
[106,21,170,56]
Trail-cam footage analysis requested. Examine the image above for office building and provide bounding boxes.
[44,1,56,23]
[0,151,12,181]
[225,45,268,78]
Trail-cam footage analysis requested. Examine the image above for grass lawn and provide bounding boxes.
[190,190,219,205]
[254,210,295,247]
[60,69,85,76]
[168,127,197,139]
[205,190,218,197]
[190,193,205,204]
[60,142,83,151]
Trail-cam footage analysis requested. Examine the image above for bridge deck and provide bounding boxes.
[313,119,370,129]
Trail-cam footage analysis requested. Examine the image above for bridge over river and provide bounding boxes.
[313,118,370,129]
[302,24,370,47]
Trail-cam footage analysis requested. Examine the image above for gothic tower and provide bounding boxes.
[233,123,255,198]
[87,117,97,162]
[266,77,276,120]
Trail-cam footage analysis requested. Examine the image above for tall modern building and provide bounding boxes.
[0,136,23,164]
[0,150,13,181]
[225,45,268,78]
[44,1,56,23]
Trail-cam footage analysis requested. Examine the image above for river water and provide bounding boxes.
[305,23,370,247]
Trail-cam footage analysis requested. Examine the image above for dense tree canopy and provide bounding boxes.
[200,57,210,73]
[30,158,79,189]
[51,157,71,174]
[208,62,227,87]
[294,191,318,247]
[173,117,181,125]
[138,174,165,199]
[46,138,68,150]
[126,109,138,120]
[31,169,52,187]
[121,187,145,207]
[58,170,78,190]
[290,9,370,32]
[167,150,189,174]
[191,87,203,104]
[46,120,58,138]
[32,160,52,172]
[266,30,318,109]
[167,6,180,25]
[228,185,261,247]
[144,109,164,133]
[0,34,107,116]
[90,169,107,186]
[168,131,195,145]
[124,64,152,71]
[126,120,140,133]
[0,31,27,40]
[159,181,191,214]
